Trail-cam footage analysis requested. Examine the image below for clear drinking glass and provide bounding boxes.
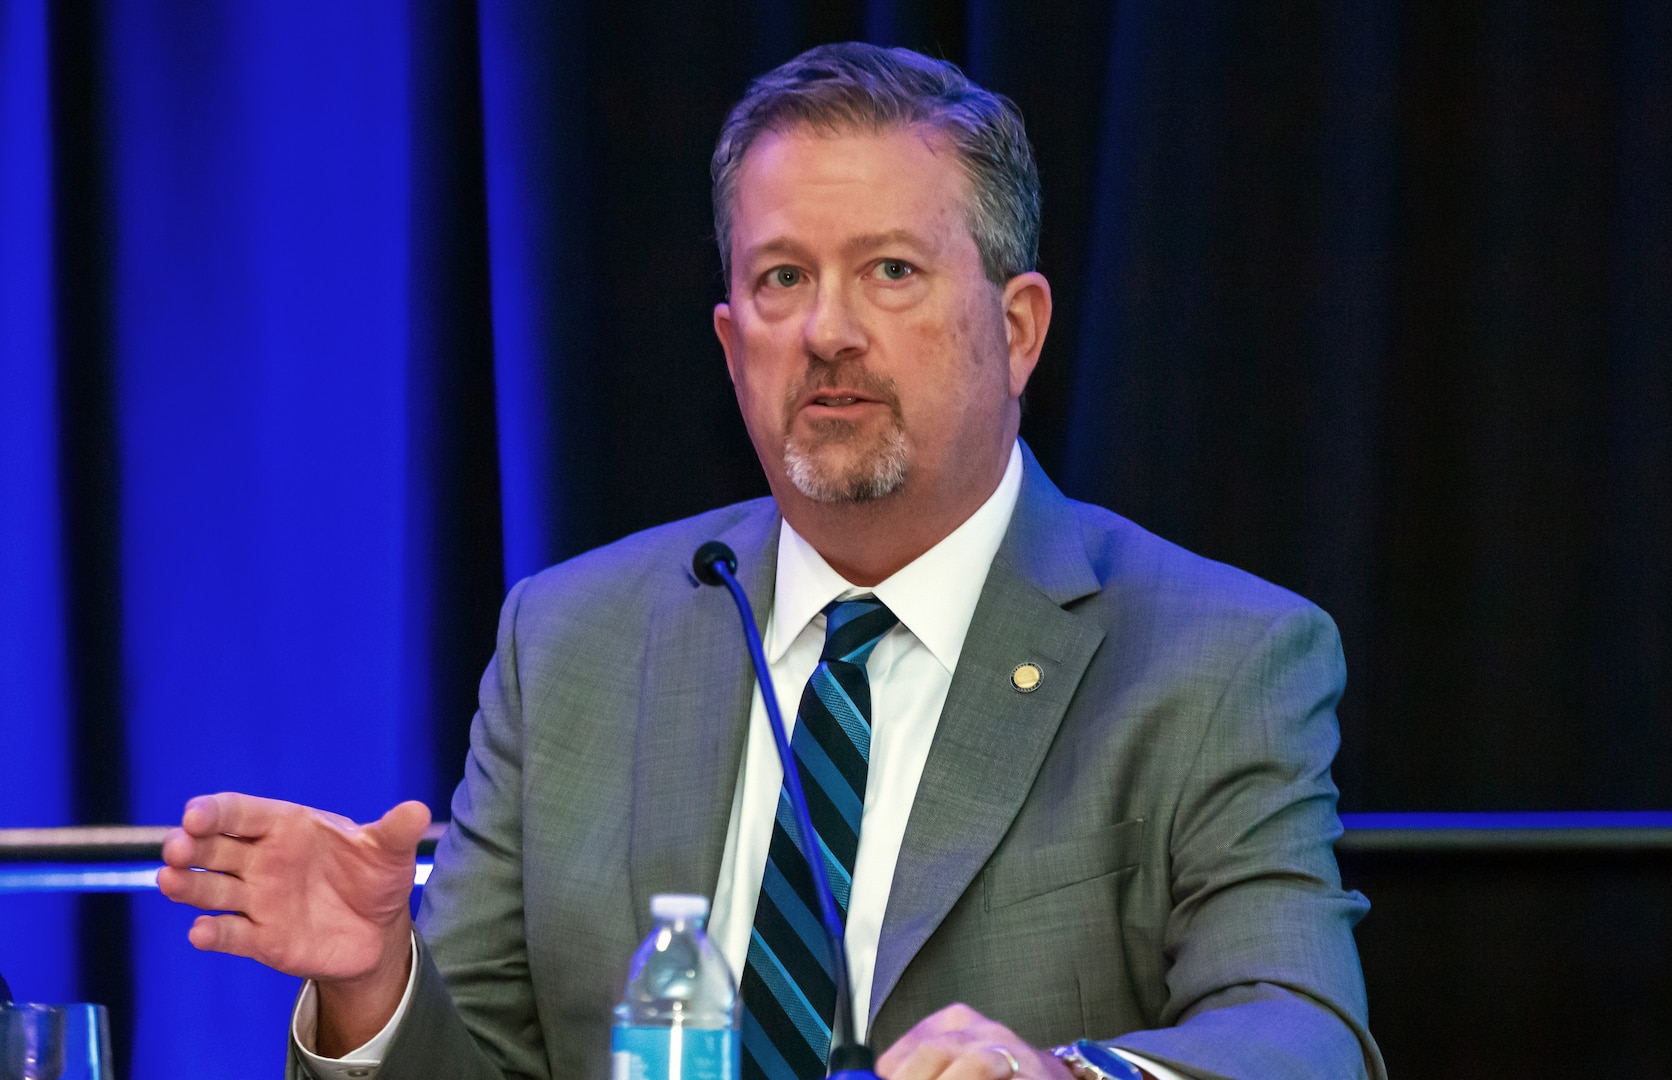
[0,1003,113,1080]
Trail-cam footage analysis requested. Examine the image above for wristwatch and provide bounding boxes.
[1051,1039,1144,1080]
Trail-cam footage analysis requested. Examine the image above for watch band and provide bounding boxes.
[1051,1039,1144,1080]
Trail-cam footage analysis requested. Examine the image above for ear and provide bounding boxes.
[713,301,738,383]
[1000,271,1052,398]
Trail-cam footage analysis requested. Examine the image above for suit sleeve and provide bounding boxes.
[1108,605,1387,1080]
[289,576,549,1080]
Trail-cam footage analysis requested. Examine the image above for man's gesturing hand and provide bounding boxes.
[876,1004,1077,1080]
[157,793,430,1051]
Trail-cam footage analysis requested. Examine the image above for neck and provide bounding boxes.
[776,441,1014,587]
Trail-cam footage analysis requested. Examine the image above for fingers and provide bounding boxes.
[987,1047,1022,1080]
[181,792,288,839]
[891,1044,1059,1080]
[882,1041,957,1080]
[157,864,247,914]
[161,829,255,875]
[187,911,326,977]
[187,913,258,956]
[366,800,432,855]
[878,1004,1069,1080]
[878,1003,989,1076]
[888,1042,1018,1080]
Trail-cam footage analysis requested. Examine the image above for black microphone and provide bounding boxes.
[692,541,879,1080]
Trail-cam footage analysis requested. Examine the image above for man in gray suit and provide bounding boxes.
[160,44,1382,1080]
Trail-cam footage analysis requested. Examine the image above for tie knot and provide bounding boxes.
[819,596,899,665]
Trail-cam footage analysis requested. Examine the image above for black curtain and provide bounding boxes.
[475,0,1672,814]
[477,4,1672,1067]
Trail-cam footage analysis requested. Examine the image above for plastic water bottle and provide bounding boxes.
[612,894,739,1080]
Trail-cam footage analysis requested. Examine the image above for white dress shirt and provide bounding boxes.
[298,442,1180,1080]
[709,442,1025,1038]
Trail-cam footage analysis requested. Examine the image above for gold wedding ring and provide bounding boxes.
[989,1045,1022,1078]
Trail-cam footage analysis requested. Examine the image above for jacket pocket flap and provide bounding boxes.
[982,819,1146,911]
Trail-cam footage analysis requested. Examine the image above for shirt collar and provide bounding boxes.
[767,441,1024,673]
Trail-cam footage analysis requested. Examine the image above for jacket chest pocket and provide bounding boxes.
[981,818,1147,911]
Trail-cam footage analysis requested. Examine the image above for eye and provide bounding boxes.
[876,260,914,281]
[765,266,803,288]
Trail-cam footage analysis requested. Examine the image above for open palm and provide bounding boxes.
[158,792,431,982]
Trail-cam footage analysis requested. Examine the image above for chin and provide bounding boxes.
[783,428,909,503]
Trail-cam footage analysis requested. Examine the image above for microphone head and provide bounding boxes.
[692,541,738,587]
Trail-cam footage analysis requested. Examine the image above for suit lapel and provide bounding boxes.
[629,506,781,939]
[870,449,1105,1021]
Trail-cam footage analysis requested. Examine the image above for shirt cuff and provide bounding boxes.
[1112,1048,1189,1080]
[291,933,419,1079]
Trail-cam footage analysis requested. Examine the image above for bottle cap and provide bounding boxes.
[650,894,710,921]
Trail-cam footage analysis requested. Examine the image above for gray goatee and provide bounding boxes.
[784,424,908,503]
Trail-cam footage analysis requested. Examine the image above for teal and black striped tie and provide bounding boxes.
[741,596,899,1080]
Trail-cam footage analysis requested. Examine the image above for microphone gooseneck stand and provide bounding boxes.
[693,541,881,1080]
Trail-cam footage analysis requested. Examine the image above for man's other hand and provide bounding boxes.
[157,792,429,1053]
[876,1004,1080,1080]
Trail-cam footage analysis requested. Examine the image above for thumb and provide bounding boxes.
[366,799,432,855]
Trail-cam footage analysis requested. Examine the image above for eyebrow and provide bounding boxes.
[742,229,933,267]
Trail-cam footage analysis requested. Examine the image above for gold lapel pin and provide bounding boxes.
[1010,662,1043,693]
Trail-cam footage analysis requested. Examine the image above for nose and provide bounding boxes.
[802,281,866,363]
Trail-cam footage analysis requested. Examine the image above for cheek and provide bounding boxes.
[959,306,1015,406]
[909,314,1010,438]
[895,304,967,365]
[730,363,772,421]
[729,332,796,429]
[962,300,1011,365]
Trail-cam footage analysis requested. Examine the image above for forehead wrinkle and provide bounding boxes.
[740,235,812,267]
[843,229,935,258]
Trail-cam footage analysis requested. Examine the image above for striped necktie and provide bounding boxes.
[741,596,899,1080]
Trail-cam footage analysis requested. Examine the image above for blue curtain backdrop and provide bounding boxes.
[0,0,77,1012]
[1,1,1668,1077]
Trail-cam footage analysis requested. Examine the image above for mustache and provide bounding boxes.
[783,364,903,414]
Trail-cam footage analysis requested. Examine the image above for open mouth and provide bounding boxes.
[789,370,900,420]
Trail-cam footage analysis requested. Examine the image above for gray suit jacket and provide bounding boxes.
[299,448,1384,1080]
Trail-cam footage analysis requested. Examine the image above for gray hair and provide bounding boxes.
[711,43,1041,289]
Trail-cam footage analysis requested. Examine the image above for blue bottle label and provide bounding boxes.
[612,1025,738,1080]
